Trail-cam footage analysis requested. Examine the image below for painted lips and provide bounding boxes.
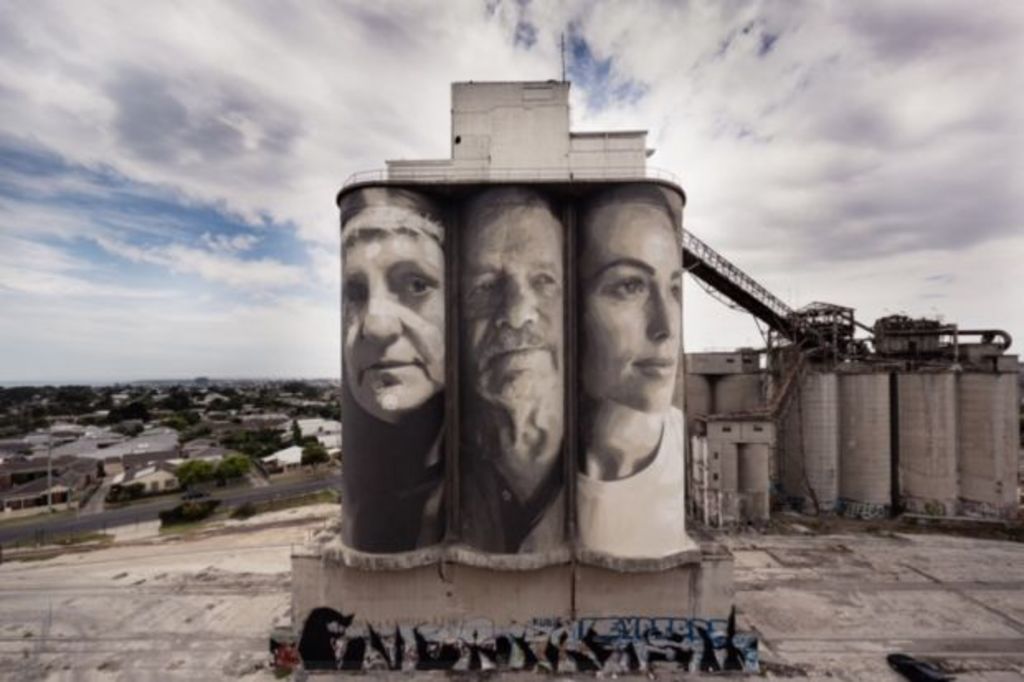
[633,357,675,378]
[359,360,424,384]
[484,346,551,371]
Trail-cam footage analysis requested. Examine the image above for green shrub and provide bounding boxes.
[105,482,146,504]
[230,502,257,520]
[158,500,220,526]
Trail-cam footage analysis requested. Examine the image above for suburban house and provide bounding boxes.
[181,438,230,462]
[295,418,342,454]
[102,427,180,472]
[110,462,180,494]
[262,445,303,474]
[0,456,98,517]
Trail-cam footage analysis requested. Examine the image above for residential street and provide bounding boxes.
[0,473,340,546]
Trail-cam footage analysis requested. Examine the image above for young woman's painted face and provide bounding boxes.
[343,205,445,423]
[580,201,682,413]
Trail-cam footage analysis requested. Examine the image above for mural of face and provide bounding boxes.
[462,194,564,411]
[343,203,445,424]
[580,199,682,413]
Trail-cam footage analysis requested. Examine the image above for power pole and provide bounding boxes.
[46,427,53,513]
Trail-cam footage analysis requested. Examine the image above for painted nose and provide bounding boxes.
[497,277,539,330]
[646,286,676,343]
[360,293,402,342]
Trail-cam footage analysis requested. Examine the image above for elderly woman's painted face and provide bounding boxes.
[343,205,445,423]
[581,201,682,413]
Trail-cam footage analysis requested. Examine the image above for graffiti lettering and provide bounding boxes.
[296,606,758,673]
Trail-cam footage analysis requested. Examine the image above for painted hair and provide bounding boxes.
[339,187,445,245]
[462,186,559,229]
[580,183,683,243]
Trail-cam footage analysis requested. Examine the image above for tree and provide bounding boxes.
[220,429,282,459]
[302,442,329,469]
[216,454,251,481]
[162,414,190,432]
[291,419,302,445]
[107,401,150,424]
[176,459,216,488]
[160,388,192,412]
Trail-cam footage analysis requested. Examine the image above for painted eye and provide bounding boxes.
[471,277,500,299]
[344,279,368,303]
[532,272,559,295]
[610,277,647,298]
[405,275,434,296]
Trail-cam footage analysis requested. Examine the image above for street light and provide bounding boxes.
[47,426,53,513]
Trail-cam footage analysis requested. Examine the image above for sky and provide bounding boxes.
[0,0,1021,383]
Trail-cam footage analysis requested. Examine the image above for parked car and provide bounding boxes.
[181,488,209,501]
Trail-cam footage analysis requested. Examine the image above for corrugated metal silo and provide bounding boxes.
[838,372,891,516]
[897,372,958,516]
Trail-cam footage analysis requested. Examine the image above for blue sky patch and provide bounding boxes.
[566,27,647,110]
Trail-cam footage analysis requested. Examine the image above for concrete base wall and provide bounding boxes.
[574,544,734,620]
[292,542,734,632]
[292,555,573,628]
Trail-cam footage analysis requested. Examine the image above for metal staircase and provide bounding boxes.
[682,230,796,339]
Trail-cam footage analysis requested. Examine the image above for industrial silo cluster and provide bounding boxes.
[688,312,1019,525]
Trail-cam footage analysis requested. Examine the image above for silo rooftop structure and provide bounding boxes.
[343,81,670,186]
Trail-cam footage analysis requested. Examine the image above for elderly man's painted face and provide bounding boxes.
[462,203,564,407]
[343,205,445,423]
[581,201,682,413]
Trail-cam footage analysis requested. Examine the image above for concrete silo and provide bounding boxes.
[897,372,958,516]
[957,372,1019,517]
[715,373,764,414]
[838,372,891,518]
[799,372,841,512]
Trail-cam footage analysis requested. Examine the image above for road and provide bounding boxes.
[0,472,340,546]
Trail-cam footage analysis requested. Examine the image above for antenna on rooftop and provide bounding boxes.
[560,32,566,82]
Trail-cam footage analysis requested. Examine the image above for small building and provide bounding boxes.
[295,418,342,453]
[0,460,95,517]
[0,477,72,516]
[262,446,303,474]
[112,462,180,494]
[101,428,180,471]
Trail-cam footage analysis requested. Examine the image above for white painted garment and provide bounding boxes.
[576,407,687,558]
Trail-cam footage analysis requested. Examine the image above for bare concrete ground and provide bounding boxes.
[1,508,1023,680]
[0,505,332,681]
[725,523,1024,680]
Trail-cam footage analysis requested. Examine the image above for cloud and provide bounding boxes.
[200,232,260,254]
[0,0,1021,375]
[0,234,172,299]
[92,234,305,290]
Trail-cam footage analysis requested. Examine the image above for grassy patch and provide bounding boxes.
[156,489,338,536]
[6,530,114,550]
[54,531,114,546]
[0,508,76,530]
[158,519,216,536]
[229,489,338,521]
